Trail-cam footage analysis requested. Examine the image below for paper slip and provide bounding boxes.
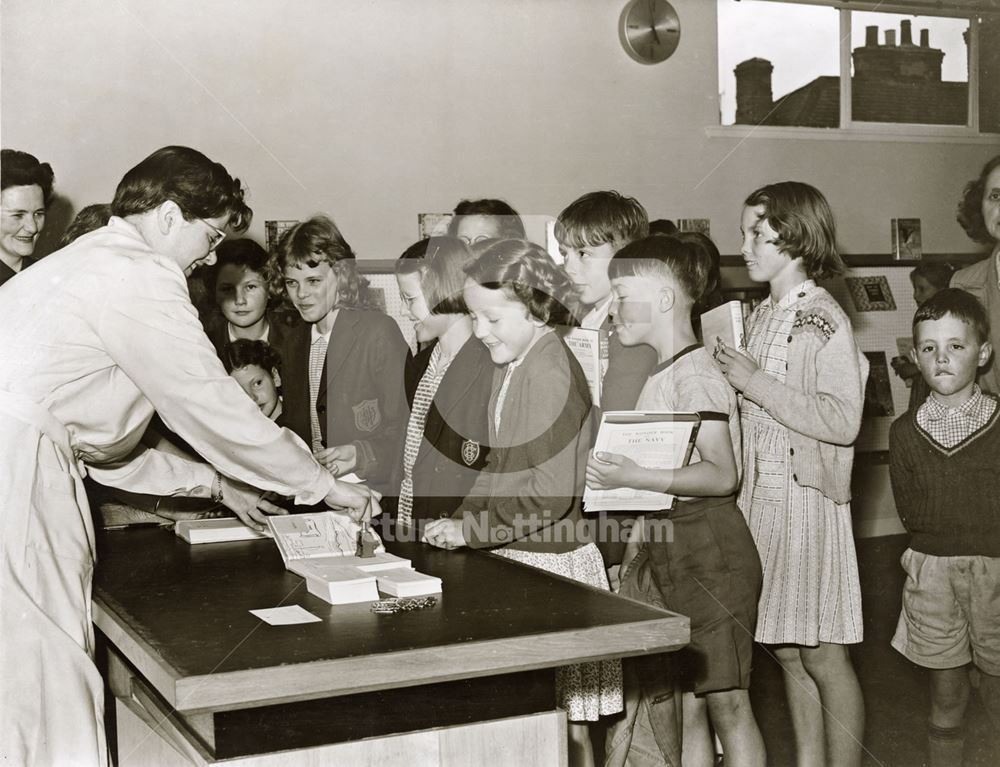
[584,411,701,512]
[249,605,322,626]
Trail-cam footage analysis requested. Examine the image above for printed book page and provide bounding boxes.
[584,412,700,512]
[267,512,384,564]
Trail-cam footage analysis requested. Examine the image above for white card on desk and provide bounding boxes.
[249,605,321,625]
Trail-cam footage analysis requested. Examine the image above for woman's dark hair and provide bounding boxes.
[220,339,282,376]
[648,218,679,236]
[272,215,372,308]
[464,239,574,327]
[447,198,526,239]
[913,288,990,345]
[58,203,111,247]
[956,154,1000,245]
[744,181,845,280]
[909,261,954,292]
[1,149,55,205]
[111,146,251,232]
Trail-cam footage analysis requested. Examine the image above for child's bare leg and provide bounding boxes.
[773,645,825,767]
[567,722,595,767]
[927,666,969,767]
[978,670,1000,729]
[799,641,865,767]
[680,692,713,767]
[705,689,765,767]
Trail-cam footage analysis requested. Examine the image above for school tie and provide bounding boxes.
[309,333,329,453]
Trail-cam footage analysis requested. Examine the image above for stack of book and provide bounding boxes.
[268,512,442,604]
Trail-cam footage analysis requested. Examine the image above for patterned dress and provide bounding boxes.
[738,281,864,646]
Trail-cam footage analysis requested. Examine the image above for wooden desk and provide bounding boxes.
[95,529,688,766]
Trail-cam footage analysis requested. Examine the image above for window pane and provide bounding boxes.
[980,16,1000,133]
[850,12,969,126]
[717,0,840,128]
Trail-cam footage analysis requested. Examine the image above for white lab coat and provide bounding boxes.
[0,218,334,765]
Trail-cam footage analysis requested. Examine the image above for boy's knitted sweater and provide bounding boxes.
[889,396,1000,557]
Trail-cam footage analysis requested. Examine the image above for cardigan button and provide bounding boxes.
[786,335,792,342]
[789,448,794,456]
[798,292,806,298]
[792,473,798,482]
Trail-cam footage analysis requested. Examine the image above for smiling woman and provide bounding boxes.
[0,148,54,287]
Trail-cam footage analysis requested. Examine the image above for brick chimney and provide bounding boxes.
[853,23,943,82]
[735,58,773,125]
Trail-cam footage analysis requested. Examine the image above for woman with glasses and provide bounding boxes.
[0,145,378,766]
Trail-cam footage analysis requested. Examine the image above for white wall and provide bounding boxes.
[2,0,996,261]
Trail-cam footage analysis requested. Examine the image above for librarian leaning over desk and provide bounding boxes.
[0,146,377,766]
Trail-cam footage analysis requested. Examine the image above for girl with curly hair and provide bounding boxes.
[423,239,621,767]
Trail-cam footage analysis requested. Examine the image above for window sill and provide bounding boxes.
[704,124,1000,144]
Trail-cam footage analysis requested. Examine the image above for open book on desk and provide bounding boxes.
[267,512,438,603]
[583,412,701,513]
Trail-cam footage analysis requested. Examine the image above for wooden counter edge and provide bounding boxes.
[107,611,688,714]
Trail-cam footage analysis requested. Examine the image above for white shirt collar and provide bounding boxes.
[580,296,613,330]
[310,310,339,344]
[228,320,270,344]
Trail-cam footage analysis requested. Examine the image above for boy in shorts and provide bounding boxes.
[587,235,764,766]
[890,288,1000,767]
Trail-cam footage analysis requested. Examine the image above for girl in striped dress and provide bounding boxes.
[715,182,868,767]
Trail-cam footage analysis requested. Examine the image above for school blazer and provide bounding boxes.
[282,308,409,495]
[458,331,595,554]
[402,336,495,522]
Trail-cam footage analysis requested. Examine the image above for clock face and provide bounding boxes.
[619,0,681,65]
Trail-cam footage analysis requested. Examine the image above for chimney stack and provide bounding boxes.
[734,58,774,125]
[865,26,878,47]
[886,29,897,46]
[901,20,913,46]
[920,29,929,47]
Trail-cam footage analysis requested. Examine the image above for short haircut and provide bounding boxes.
[447,199,526,239]
[609,235,713,305]
[58,203,111,247]
[208,238,271,293]
[273,215,370,308]
[672,231,723,310]
[913,288,990,345]
[111,146,251,232]
[220,339,282,376]
[395,236,474,315]
[744,181,845,280]
[910,261,953,291]
[956,154,1000,245]
[464,239,573,327]
[554,190,649,250]
[1,149,55,205]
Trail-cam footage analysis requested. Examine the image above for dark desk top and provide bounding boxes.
[94,529,688,714]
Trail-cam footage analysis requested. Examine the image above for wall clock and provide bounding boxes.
[619,0,681,65]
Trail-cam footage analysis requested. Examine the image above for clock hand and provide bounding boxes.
[648,0,661,46]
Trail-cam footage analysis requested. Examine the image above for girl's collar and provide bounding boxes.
[771,279,817,308]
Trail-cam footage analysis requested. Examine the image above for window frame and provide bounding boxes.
[709,0,999,142]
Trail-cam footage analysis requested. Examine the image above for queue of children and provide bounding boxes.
[5,144,999,767]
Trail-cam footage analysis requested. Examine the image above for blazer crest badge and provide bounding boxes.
[352,399,382,432]
[461,439,480,466]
